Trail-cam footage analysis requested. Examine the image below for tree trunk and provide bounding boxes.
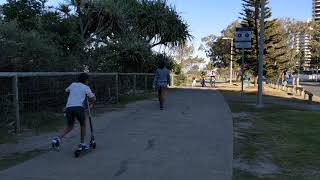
[277,71,282,86]
[254,1,260,87]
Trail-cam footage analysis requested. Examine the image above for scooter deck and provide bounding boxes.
[74,148,93,157]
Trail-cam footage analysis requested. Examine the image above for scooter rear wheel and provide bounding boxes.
[74,150,80,157]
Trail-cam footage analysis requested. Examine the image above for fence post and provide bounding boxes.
[144,75,148,91]
[133,74,136,94]
[12,75,20,133]
[171,74,174,87]
[115,73,119,102]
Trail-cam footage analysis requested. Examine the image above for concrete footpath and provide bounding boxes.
[0,89,233,180]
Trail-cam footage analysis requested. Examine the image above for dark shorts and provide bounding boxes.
[66,106,86,127]
[156,82,168,91]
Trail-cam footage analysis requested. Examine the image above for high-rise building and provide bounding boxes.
[313,0,320,21]
[302,33,312,69]
[291,0,319,70]
[293,32,312,70]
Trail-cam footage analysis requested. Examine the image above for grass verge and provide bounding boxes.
[0,149,46,171]
[0,129,17,144]
[221,92,320,179]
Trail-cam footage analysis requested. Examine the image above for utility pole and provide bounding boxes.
[257,0,265,107]
[230,40,234,85]
[241,48,245,102]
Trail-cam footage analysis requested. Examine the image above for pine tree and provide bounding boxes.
[240,0,287,79]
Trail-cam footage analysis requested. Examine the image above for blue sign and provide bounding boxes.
[235,27,252,49]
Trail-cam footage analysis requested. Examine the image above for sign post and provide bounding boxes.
[241,48,245,101]
[235,27,252,102]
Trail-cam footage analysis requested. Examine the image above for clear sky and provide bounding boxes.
[0,0,313,57]
[165,0,312,57]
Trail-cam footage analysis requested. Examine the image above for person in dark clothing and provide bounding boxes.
[154,60,171,110]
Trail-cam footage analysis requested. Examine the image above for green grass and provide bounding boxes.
[223,92,320,179]
[0,129,17,144]
[233,169,273,180]
[0,149,46,171]
[219,88,320,106]
[233,169,312,180]
[118,93,155,105]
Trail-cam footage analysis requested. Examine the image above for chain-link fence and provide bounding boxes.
[0,72,154,135]
[0,77,14,134]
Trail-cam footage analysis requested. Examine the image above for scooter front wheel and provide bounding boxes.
[74,150,80,157]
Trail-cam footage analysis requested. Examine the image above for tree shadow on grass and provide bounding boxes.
[219,89,320,111]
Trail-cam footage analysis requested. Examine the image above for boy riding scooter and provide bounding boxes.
[52,73,96,150]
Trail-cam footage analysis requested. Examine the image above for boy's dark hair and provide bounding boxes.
[78,73,89,84]
[159,59,166,69]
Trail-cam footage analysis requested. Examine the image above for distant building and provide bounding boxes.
[291,0,315,70]
[293,32,312,70]
[310,0,320,69]
[303,35,312,70]
[313,0,320,21]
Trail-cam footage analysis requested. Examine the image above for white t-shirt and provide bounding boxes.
[65,82,95,108]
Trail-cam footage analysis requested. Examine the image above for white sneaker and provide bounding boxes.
[52,137,60,148]
[78,143,89,150]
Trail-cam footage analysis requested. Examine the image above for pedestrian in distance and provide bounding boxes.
[200,77,206,87]
[284,72,289,86]
[51,73,96,150]
[192,77,196,88]
[200,71,206,87]
[282,71,286,85]
[210,70,217,88]
[247,73,251,88]
[154,59,171,110]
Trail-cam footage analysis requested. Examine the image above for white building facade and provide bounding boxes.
[293,32,312,70]
[313,0,320,21]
